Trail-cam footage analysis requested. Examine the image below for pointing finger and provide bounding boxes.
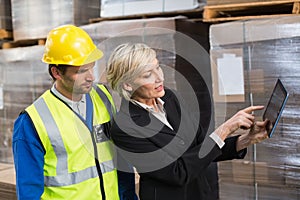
[243,106,264,114]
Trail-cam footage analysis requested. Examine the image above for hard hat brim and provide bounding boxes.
[82,48,104,66]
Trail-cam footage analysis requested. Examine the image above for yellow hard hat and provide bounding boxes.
[42,24,103,66]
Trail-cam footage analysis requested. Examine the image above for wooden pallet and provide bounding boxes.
[203,0,300,23]
[0,29,13,40]
[207,0,291,6]
[1,38,46,49]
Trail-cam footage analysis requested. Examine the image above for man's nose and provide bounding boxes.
[86,69,95,81]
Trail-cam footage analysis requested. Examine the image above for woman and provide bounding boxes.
[106,43,269,200]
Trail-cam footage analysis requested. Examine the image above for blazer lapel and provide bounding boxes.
[161,90,181,133]
[119,99,176,136]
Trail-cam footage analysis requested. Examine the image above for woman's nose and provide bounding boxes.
[155,69,164,82]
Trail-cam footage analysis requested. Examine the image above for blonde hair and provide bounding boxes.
[106,43,156,100]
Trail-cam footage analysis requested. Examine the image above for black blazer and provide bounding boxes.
[111,89,246,200]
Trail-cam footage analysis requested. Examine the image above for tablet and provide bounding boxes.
[263,79,289,137]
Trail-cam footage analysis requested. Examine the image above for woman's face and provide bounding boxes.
[130,58,165,104]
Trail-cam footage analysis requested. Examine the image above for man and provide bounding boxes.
[12,25,136,200]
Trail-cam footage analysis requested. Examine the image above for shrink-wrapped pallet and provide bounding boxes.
[0,46,51,163]
[11,0,100,41]
[210,16,300,199]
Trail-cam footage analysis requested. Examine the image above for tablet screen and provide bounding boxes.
[263,79,289,137]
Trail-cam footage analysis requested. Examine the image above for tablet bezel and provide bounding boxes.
[262,79,289,137]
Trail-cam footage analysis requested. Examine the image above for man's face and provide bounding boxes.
[57,62,95,100]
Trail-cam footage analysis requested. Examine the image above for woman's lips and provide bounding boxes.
[155,85,164,92]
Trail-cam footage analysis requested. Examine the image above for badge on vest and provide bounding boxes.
[93,122,110,143]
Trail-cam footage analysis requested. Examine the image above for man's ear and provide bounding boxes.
[51,66,61,80]
[123,83,133,92]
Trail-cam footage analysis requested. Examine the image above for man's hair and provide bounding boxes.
[48,64,69,81]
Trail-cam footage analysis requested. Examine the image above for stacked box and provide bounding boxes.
[100,0,205,17]
[210,16,300,199]
[0,0,12,30]
[0,46,51,163]
[11,0,100,41]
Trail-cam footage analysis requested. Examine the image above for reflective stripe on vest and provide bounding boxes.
[33,94,116,187]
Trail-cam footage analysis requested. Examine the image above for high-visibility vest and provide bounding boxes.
[26,84,119,200]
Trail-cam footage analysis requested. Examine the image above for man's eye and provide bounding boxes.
[77,69,87,73]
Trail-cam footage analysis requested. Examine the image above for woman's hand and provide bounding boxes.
[215,106,264,141]
[236,119,270,151]
[248,120,270,144]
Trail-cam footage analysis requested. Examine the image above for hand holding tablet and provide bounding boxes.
[262,79,289,137]
[211,79,288,151]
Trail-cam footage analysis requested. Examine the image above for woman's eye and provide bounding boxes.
[143,73,151,78]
